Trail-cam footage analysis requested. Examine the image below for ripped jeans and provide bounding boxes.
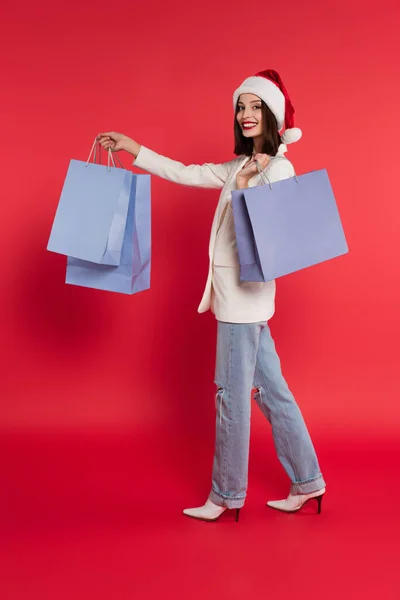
[209,320,326,509]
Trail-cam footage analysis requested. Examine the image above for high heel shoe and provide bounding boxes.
[183,498,241,522]
[266,487,326,514]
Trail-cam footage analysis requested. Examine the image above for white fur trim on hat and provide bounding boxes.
[233,76,286,130]
[281,127,302,145]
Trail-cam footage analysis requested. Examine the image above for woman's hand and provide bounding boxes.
[236,153,270,188]
[97,132,141,158]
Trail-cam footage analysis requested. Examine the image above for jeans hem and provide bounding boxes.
[290,474,326,495]
[209,488,246,509]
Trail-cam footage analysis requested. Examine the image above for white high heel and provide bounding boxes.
[267,487,326,514]
[183,498,240,522]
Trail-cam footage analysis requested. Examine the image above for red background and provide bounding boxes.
[1,0,399,598]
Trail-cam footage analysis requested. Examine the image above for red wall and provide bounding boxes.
[1,0,399,439]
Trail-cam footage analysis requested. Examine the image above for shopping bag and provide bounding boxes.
[47,142,131,266]
[231,167,348,282]
[65,172,151,295]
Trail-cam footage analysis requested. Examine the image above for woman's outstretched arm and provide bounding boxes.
[98,132,238,189]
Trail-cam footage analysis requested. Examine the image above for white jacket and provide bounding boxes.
[134,144,295,323]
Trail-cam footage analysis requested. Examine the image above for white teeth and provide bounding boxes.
[243,123,256,128]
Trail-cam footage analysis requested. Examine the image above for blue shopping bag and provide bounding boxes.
[231,168,348,282]
[48,145,131,266]
[65,172,151,295]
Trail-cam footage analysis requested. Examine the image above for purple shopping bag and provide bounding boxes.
[231,168,348,282]
[48,139,151,295]
[48,141,131,266]
[65,173,151,295]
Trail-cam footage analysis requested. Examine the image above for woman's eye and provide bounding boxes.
[238,105,261,111]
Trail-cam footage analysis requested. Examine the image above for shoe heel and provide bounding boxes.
[235,508,240,522]
[316,494,323,514]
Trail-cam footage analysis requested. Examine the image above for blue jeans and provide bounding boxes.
[209,321,326,509]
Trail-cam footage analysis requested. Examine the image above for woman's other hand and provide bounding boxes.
[236,153,270,188]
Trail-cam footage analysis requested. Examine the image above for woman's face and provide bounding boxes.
[236,93,263,139]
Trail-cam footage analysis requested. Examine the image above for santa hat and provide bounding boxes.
[232,69,302,145]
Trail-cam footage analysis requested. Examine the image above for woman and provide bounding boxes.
[98,69,326,522]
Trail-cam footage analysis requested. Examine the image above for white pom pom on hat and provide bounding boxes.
[281,127,302,145]
[233,69,302,145]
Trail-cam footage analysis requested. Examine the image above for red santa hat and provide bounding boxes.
[232,69,302,145]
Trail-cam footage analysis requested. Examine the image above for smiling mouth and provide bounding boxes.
[242,123,257,130]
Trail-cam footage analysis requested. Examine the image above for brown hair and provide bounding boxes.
[233,99,282,157]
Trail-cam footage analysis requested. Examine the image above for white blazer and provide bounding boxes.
[134,144,295,323]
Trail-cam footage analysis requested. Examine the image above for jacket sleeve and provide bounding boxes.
[133,145,239,189]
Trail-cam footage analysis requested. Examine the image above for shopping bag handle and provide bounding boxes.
[255,160,272,190]
[98,145,124,170]
[255,159,299,190]
[85,137,124,171]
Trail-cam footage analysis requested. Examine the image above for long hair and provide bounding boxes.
[233,99,282,157]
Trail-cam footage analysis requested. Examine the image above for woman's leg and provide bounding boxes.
[253,322,326,494]
[208,320,262,509]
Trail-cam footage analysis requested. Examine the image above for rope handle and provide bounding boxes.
[85,136,124,171]
[255,160,272,190]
